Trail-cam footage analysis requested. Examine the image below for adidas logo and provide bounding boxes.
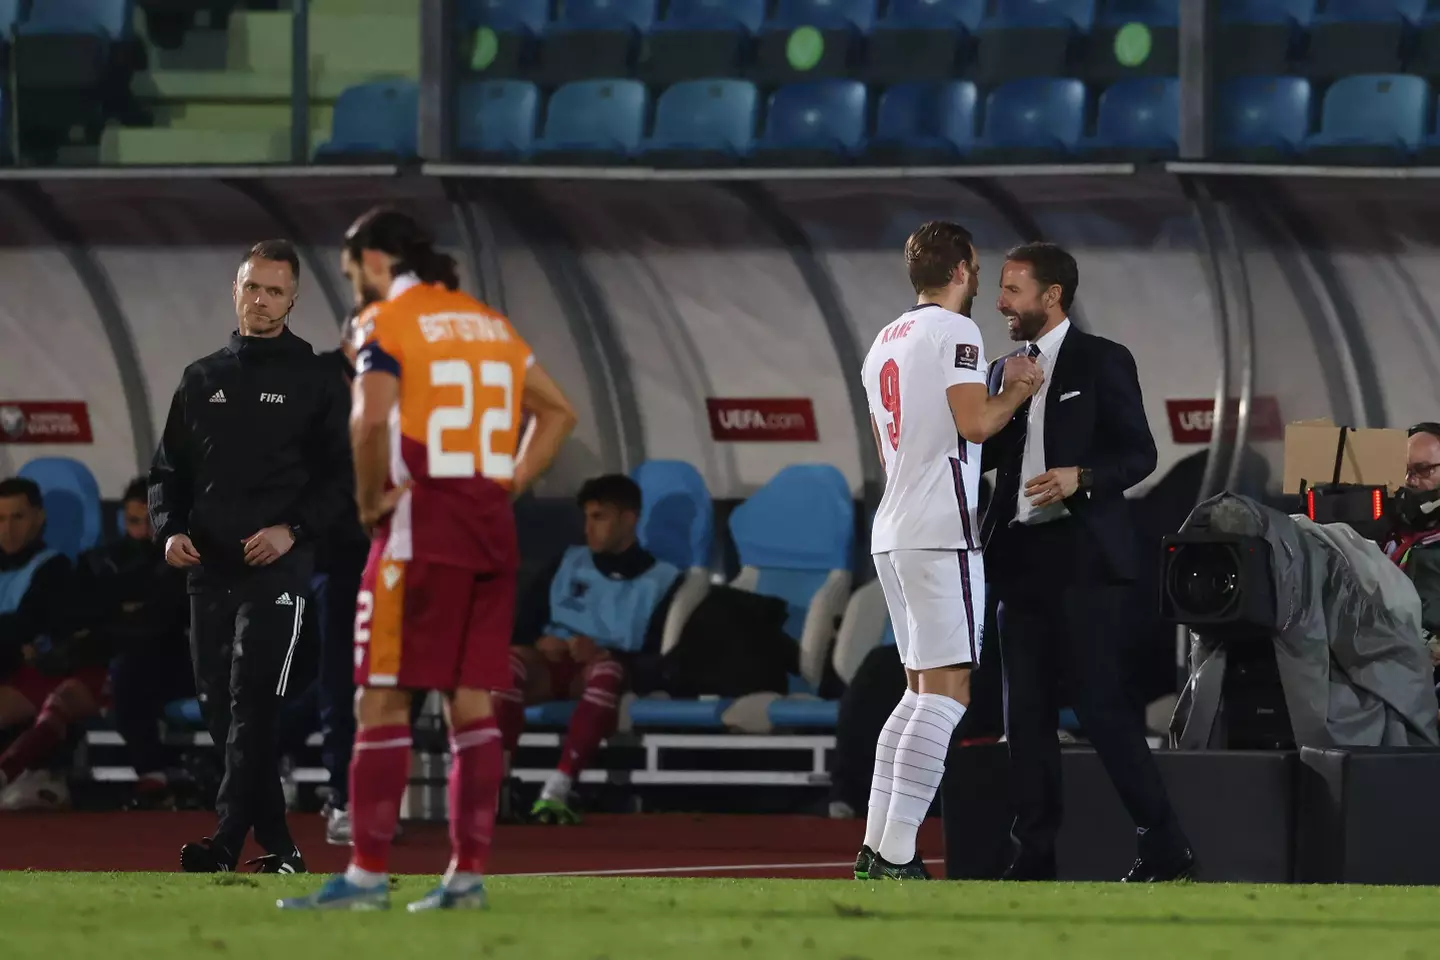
[209,390,226,404]
[276,593,294,606]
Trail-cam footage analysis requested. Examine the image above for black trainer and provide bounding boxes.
[180,837,236,873]
[247,850,307,874]
[854,845,876,880]
[870,852,932,880]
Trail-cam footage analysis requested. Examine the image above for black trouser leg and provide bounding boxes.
[997,590,1061,873]
[318,556,362,809]
[111,643,195,777]
[1061,586,1187,859]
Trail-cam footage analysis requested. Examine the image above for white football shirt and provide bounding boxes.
[863,303,987,554]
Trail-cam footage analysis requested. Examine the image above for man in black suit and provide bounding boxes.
[981,242,1193,882]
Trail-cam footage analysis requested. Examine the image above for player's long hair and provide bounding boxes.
[344,206,461,291]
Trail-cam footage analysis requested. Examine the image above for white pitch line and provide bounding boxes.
[500,858,945,878]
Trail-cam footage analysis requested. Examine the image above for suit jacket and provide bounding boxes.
[980,327,1156,583]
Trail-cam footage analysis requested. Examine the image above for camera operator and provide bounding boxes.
[1384,423,1440,670]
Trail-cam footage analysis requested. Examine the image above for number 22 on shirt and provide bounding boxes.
[426,358,517,481]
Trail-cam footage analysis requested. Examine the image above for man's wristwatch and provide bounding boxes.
[1077,467,1094,491]
[287,523,305,544]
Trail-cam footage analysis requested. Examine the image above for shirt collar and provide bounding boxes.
[388,272,422,301]
[1029,317,1071,359]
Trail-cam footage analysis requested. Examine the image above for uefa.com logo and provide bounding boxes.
[706,398,818,443]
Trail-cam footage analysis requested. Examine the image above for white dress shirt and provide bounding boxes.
[1015,318,1072,526]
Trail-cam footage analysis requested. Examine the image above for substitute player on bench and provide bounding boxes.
[855,222,1040,879]
[282,208,576,911]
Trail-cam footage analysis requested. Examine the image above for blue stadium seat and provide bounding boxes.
[728,464,854,692]
[632,459,716,655]
[866,81,977,165]
[1085,0,1179,81]
[971,77,1087,163]
[537,0,655,84]
[20,0,132,36]
[17,457,103,561]
[13,0,136,154]
[163,698,204,727]
[768,578,882,731]
[1301,73,1428,165]
[459,0,550,78]
[751,79,868,166]
[314,80,419,163]
[752,0,877,85]
[1413,96,1440,164]
[1079,77,1179,161]
[766,699,840,728]
[642,0,765,85]
[530,79,648,163]
[865,0,984,84]
[1306,0,1423,80]
[1216,75,1311,161]
[628,697,733,729]
[1217,0,1312,77]
[974,0,1094,84]
[525,701,578,726]
[455,79,540,160]
[640,80,758,166]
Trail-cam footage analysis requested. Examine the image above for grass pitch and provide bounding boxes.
[0,872,1436,960]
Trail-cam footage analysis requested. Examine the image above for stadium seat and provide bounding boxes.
[1083,0,1179,82]
[1078,77,1179,161]
[1215,75,1311,161]
[865,81,977,165]
[1305,0,1422,81]
[13,0,140,158]
[17,457,103,561]
[641,0,766,86]
[1216,0,1312,78]
[627,696,733,728]
[0,0,20,71]
[750,79,868,166]
[536,0,655,85]
[163,698,204,727]
[455,79,540,160]
[1406,6,1440,77]
[728,464,854,692]
[970,77,1087,163]
[640,80,758,167]
[1301,73,1428,165]
[973,0,1094,85]
[751,0,876,86]
[530,79,649,164]
[1410,97,1440,165]
[830,578,888,685]
[314,80,420,163]
[631,459,716,655]
[525,701,579,726]
[863,0,984,85]
[459,0,551,79]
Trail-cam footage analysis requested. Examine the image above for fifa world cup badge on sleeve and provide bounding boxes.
[955,344,979,371]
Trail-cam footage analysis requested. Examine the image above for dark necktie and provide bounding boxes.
[1027,343,1041,360]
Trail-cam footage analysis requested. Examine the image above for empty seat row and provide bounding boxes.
[461,0,1178,87]
[1221,73,1440,164]
[454,76,1179,165]
[1220,0,1440,78]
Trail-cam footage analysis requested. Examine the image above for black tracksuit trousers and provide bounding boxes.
[189,548,313,862]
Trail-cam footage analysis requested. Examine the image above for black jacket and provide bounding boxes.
[313,348,370,574]
[149,328,354,582]
[981,327,1157,583]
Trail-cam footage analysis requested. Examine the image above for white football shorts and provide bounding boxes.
[873,548,985,671]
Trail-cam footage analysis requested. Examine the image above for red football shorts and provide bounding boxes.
[354,536,516,692]
[4,663,110,710]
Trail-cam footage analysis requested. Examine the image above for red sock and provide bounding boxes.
[0,706,69,784]
[348,724,411,874]
[494,652,527,754]
[448,717,503,874]
[558,659,623,778]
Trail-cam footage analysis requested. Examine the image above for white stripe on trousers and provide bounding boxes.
[276,596,306,696]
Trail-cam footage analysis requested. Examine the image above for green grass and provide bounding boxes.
[1,873,1438,960]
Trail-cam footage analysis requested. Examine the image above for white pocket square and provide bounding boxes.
[1060,390,1081,401]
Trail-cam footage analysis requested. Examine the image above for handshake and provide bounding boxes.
[1001,354,1045,399]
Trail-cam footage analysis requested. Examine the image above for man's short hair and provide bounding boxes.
[123,476,148,505]
[244,239,301,285]
[1005,241,1079,313]
[577,475,643,514]
[1409,423,1440,442]
[905,221,975,295]
[0,477,43,508]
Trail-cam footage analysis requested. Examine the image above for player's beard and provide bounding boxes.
[1003,306,1047,342]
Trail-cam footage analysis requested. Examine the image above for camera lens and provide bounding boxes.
[1169,543,1239,618]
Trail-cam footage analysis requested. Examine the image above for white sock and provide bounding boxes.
[344,864,387,889]
[863,689,919,851]
[540,771,572,803]
[878,692,966,866]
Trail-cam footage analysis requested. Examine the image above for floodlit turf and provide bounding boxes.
[1,873,1437,960]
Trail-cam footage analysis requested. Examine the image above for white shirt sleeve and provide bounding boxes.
[940,319,987,389]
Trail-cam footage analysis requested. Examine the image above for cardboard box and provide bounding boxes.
[1282,419,1408,494]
